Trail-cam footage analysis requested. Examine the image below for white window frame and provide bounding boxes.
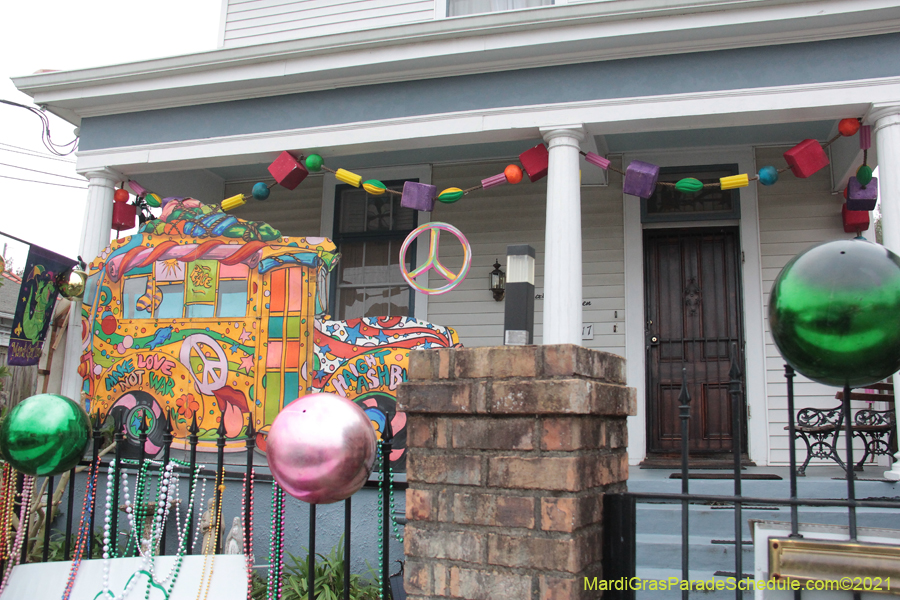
[320,164,433,322]
[436,0,562,19]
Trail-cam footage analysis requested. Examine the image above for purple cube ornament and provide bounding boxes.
[400,181,437,212]
[847,176,878,211]
[623,160,660,198]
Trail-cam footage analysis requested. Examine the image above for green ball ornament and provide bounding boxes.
[0,394,91,476]
[305,154,323,172]
[769,238,900,387]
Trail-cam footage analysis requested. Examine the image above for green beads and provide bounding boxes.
[675,178,703,193]
[305,154,323,172]
[769,238,900,387]
[856,164,874,186]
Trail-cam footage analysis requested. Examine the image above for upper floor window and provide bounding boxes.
[332,182,417,319]
[448,0,552,17]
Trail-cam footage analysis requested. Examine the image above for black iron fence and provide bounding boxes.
[602,353,900,599]
[0,409,403,600]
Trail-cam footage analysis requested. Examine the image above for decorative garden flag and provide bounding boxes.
[8,245,75,366]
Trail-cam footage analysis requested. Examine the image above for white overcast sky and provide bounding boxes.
[1,0,221,271]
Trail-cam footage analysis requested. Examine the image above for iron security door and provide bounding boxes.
[644,227,746,457]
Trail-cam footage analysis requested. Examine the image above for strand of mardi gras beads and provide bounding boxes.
[61,458,101,600]
[0,475,34,597]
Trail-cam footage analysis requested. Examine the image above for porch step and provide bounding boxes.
[634,502,897,537]
[636,533,752,572]
[629,469,900,598]
[628,468,900,500]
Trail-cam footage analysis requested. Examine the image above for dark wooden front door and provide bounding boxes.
[644,228,746,457]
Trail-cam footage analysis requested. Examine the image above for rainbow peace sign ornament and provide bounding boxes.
[399,222,472,295]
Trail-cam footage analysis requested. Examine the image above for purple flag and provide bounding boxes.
[8,245,75,366]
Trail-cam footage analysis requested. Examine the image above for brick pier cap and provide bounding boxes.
[399,344,637,600]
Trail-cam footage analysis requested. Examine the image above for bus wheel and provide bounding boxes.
[104,390,165,458]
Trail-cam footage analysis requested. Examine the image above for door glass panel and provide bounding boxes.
[642,165,740,223]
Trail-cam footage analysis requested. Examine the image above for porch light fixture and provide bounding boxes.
[490,260,505,301]
[504,245,535,346]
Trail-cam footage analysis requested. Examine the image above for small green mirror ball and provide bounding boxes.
[769,238,900,388]
[0,394,91,476]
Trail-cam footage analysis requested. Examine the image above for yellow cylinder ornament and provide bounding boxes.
[335,169,362,188]
[719,174,749,190]
[221,194,247,211]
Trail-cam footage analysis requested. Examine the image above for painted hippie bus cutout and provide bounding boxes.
[80,199,459,469]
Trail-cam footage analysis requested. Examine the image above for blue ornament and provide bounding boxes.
[252,182,270,201]
[758,166,779,186]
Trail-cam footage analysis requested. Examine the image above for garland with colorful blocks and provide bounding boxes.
[118,117,877,234]
[220,149,534,213]
[592,118,874,204]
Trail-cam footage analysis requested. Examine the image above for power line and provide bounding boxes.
[0,174,87,190]
[0,143,76,163]
[0,161,84,182]
[0,99,78,156]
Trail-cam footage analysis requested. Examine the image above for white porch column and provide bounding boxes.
[60,169,120,404]
[871,104,900,481]
[540,125,585,346]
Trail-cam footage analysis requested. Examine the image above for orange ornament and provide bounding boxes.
[838,118,860,137]
[113,188,130,203]
[504,164,523,184]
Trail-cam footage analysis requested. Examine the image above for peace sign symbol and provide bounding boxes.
[399,222,472,295]
[179,333,229,395]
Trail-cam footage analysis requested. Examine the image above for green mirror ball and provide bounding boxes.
[769,238,900,388]
[0,394,91,476]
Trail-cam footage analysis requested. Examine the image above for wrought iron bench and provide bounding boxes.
[836,384,897,471]
[788,381,896,476]
[791,406,846,476]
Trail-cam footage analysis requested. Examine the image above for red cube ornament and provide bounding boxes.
[268,151,309,190]
[518,144,549,183]
[783,139,829,178]
[842,202,869,233]
[112,201,137,231]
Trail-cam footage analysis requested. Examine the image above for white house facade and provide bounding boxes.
[14,0,900,472]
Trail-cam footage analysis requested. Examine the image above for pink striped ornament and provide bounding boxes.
[860,125,872,150]
[584,152,610,170]
[481,173,508,189]
[127,180,148,196]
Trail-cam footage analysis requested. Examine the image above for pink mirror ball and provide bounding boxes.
[266,393,377,504]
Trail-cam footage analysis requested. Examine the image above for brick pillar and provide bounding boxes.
[400,344,636,600]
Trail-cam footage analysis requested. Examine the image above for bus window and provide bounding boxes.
[217,263,249,318]
[84,273,99,307]
[156,283,185,319]
[123,277,149,318]
[217,279,248,318]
